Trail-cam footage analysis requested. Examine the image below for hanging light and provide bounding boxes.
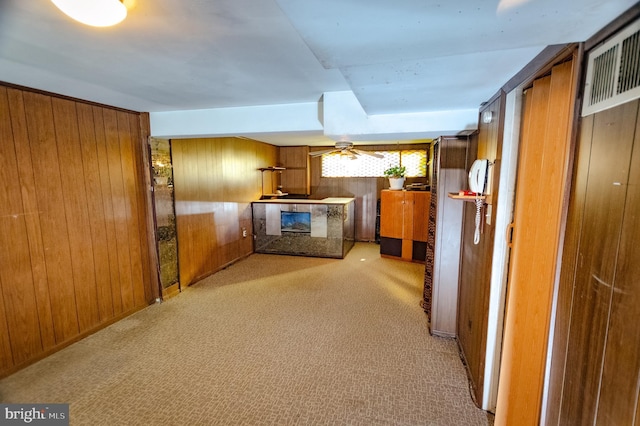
[51,0,127,27]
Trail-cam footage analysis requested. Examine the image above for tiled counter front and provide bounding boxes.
[252,198,355,258]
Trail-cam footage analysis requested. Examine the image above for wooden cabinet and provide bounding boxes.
[379,190,430,262]
[278,146,310,195]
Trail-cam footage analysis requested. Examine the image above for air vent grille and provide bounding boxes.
[618,31,640,94]
[590,45,618,105]
[583,18,640,116]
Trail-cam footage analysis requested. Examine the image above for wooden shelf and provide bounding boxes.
[259,167,287,199]
[448,192,486,201]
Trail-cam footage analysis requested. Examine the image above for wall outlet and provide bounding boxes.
[242,227,247,238]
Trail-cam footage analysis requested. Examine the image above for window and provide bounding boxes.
[321,149,427,178]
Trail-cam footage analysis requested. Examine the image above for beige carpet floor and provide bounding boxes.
[0,242,494,425]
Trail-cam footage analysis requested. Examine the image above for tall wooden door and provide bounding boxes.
[495,57,577,425]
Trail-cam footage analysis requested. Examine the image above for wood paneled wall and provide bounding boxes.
[309,144,430,242]
[0,84,157,377]
[457,93,504,405]
[171,137,277,287]
[546,100,640,425]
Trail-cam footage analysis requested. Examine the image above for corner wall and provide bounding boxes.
[0,84,158,377]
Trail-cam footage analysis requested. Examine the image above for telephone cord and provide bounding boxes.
[474,197,482,245]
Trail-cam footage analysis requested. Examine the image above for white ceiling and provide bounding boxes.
[0,0,637,146]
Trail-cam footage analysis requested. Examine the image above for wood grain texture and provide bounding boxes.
[52,97,100,333]
[544,113,594,426]
[380,190,404,239]
[496,59,576,426]
[117,111,147,309]
[77,103,114,322]
[380,190,430,262]
[92,106,123,316]
[0,88,44,364]
[104,108,135,313]
[595,100,640,426]
[172,137,277,287]
[559,101,638,425]
[6,88,56,351]
[23,91,80,344]
[0,83,155,377]
[457,93,503,406]
[412,192,431,242]
[278,146,310,195]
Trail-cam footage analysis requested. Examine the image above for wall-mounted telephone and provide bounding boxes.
[469,159,490,245]
[469,159,489,194]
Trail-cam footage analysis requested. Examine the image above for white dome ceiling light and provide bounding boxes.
[51,0,127,27]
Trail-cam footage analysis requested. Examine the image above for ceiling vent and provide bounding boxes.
[582,18,640,117]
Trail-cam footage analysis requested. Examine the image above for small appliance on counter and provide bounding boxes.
[405,183,430,191]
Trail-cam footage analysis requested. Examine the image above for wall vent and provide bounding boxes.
[583,18,640,116]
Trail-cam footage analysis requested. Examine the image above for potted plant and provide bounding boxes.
[384,165,406,190]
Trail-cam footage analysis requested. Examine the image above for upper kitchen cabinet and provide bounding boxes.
[278,146,310,196]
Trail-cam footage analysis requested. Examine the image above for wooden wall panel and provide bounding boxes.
[0,83,156,377]
[92,106,124,316]
[104,108,135,314]
[6,88,56,351]
[0,88,43,364]
[544,114,594,425]
[457,93,503,405]
[52,97,100,333]
[596,102,640,426]
[24,91,80,343]
[117,111,147,309]
[559,101,637,425]
[77,103,114,322]
[172,137,277,287]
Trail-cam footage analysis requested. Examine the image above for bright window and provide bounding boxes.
[321,149,427,178]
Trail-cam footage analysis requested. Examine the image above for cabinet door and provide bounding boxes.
[412,192,430,242]
[281,169,309,194]
[278,146,309,194]
[279,146,308,168]
[380,190,404,239]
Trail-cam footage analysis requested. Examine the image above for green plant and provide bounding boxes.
[383,165,406,178]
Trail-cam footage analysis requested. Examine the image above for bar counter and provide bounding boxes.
[251,197,355,258]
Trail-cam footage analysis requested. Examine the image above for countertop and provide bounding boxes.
[252,197,355,205]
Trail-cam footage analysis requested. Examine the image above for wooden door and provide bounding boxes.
[495,58,577,425]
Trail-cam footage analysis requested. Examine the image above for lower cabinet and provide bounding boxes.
[379,190,430,262]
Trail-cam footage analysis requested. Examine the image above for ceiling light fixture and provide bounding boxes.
[51,0,127,27]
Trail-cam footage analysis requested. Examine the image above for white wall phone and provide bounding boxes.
[469,159,490,244]
[469,159,489,194]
